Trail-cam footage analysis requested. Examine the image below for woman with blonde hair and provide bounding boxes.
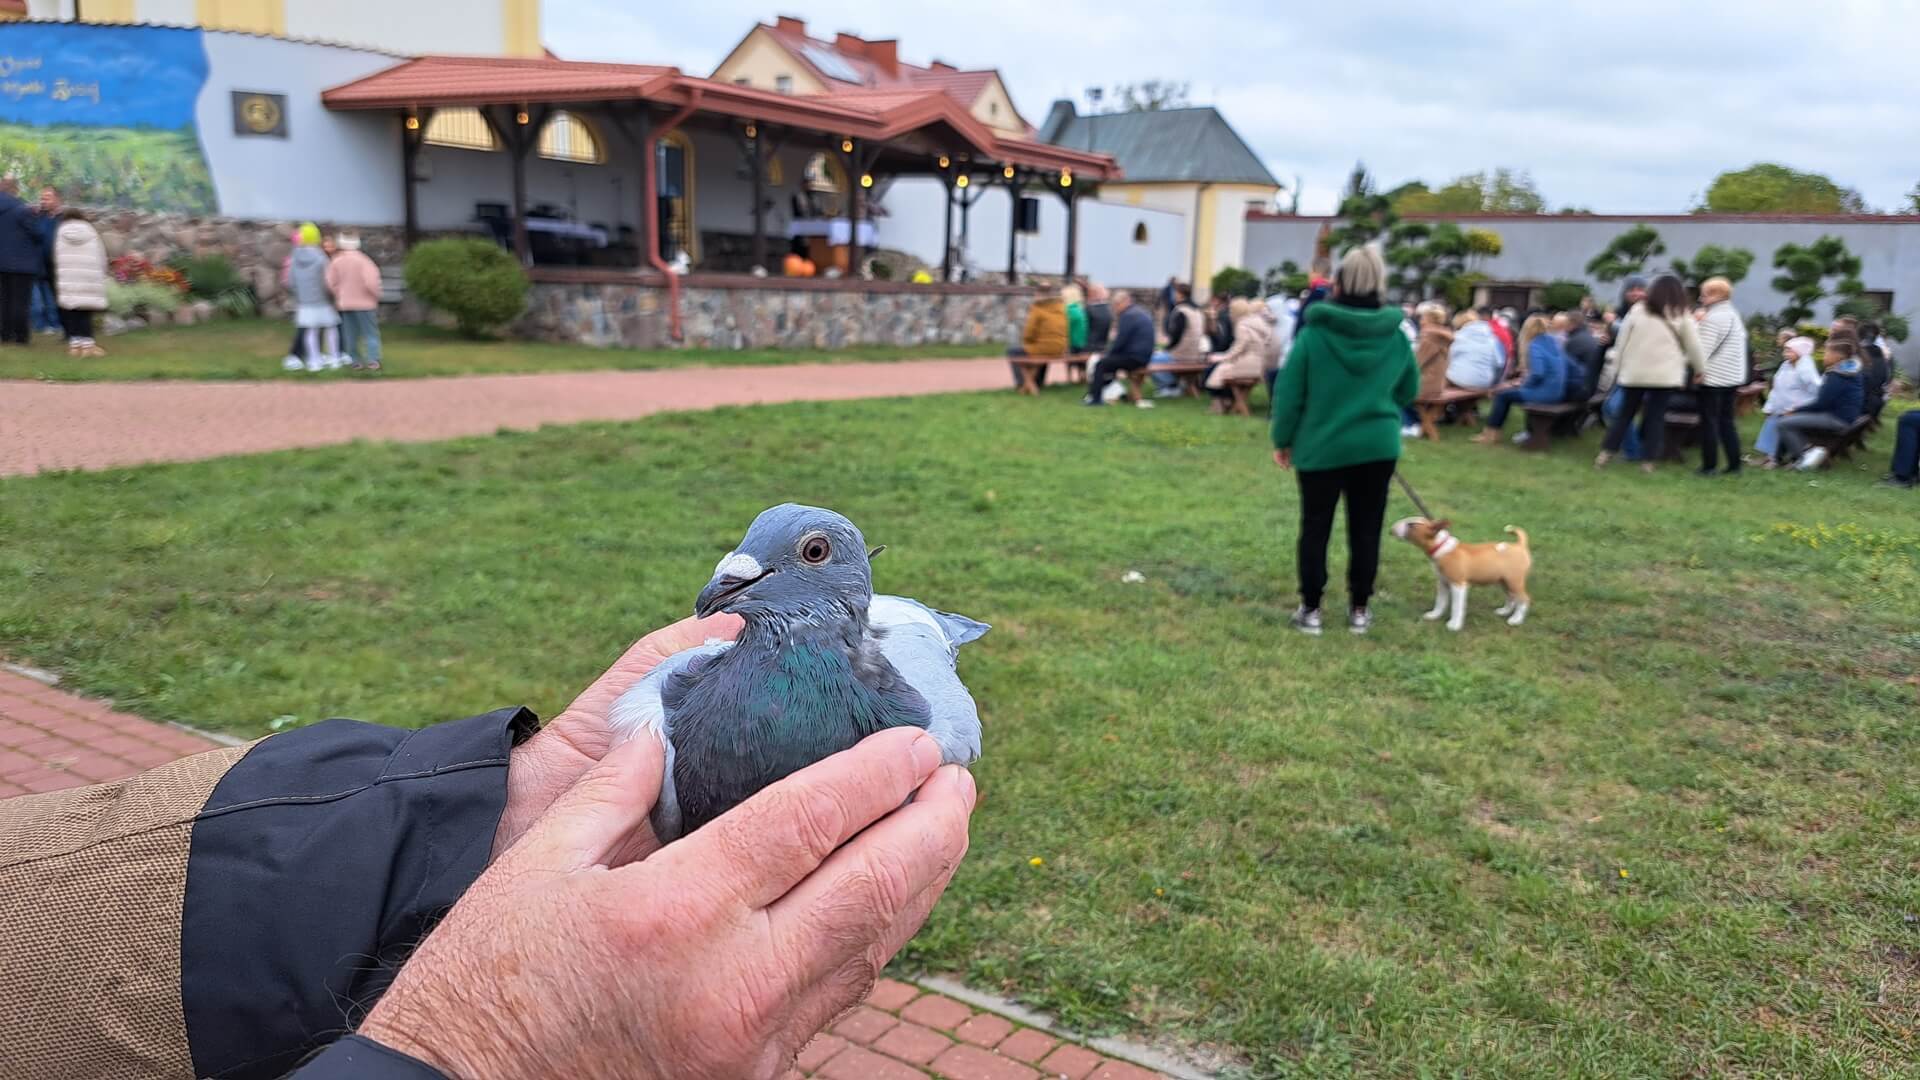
[1269,245,1420,636]
[1204,296,1271,411]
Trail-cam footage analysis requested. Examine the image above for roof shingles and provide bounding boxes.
[1043,106,1278,187]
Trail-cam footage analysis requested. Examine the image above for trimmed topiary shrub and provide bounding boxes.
[404,237,529,337]
[1208,266,1261,299]
[1541,279,1588,312]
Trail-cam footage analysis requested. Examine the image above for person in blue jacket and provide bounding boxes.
[0,177,46,346]
[1772,337,1865,469]
[1474,313,1568,444]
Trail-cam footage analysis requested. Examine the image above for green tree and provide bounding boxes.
[1209,266,1261,299]
[1262,260,1309,297]
[1904,182,1920,214]
[1392,169,1547,215]
[1701,163,1867,214]
[1384,223,1501,302]
[1541,280,1589,311]
[1670,245,1756,290]
[1831,294,1910,342]
[1330,161,1398,254]
[1106,81,1190,113]
[1770,235,1863,325]
[1585,225,1666,282]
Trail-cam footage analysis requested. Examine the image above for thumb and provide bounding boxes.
[499,733,666,873]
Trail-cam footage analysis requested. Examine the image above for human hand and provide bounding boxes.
[1273,448,1292,469]
[363,726,976,1080]
[494,614,743,857]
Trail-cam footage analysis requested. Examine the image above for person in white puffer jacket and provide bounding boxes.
[52,209,109,358]
[1751,335,1819,463]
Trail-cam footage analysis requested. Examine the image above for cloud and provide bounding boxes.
[544,0,1920,214]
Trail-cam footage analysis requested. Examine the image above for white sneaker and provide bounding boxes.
[283,355,304,371]
[1135,399,1156,409]
[1512,431,1532,445]
[305,355,325,372]
[1794,447,1828,471]
[1401,423,1423,437]
[1154,387,1183,399]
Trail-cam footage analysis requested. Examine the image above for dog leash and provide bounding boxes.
[1394,470,1435,520]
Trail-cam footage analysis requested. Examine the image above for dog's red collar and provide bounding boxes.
[1426,531,1457,558]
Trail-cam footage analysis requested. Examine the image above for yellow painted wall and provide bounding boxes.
[501,0,540,57]
[968,76,1026,136]
[711,27,827,94]
[81,0,137,21]
[195,0,285,36]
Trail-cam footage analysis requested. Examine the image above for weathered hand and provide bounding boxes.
[494,614,743,857]
[363,726,975,1080]
[1273,448,1292,469]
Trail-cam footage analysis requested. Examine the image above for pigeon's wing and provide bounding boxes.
[608,641,733,844]
[867,595,988,765]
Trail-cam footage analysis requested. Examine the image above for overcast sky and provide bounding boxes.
[544,1,1917,216]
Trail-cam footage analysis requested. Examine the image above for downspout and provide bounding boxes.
[644,87,703,341]
[1190,182,1212,293]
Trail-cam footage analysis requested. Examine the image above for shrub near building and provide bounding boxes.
[405,238,530,338]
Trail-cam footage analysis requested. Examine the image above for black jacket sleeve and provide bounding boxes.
[291,1036,449,1079]
[184,707,539,1080]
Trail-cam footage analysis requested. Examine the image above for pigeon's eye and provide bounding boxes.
[799,535,832,565]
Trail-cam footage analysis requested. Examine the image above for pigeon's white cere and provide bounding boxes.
[713,552,764,580]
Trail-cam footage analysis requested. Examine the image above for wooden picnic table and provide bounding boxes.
[1413,387,1492,440]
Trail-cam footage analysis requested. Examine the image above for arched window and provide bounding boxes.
[423,107,499,152]
[1132,222,1149,244]
[539,111,604,165]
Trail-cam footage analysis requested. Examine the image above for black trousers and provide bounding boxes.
[0,271,33,344]
[60,308,94,340]
[1697,386,1741,471]
[1603,387,1673,460]
[1086,353,1148,402]
[1295,457,1396,611]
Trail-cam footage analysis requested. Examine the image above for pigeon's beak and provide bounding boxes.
[695,567,776,618]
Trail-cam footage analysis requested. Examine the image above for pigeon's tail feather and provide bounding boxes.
[870,594,989,652]
[932,610,990,647]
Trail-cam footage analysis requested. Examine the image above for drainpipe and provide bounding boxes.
[1190,182,1212,295]
[644,87,703,340]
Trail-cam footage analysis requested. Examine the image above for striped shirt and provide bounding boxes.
[1696,301,1749,387]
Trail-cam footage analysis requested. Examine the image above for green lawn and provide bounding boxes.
[2,391,1916,1077]
[0,319,994,381]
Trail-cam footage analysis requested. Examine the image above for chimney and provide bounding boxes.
[773,15,805,35]
[928,59,956,72]
[865,38,899,75]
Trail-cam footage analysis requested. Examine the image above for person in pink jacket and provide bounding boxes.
[326,233,384,371]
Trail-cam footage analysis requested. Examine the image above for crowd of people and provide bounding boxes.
[0,178,109,358]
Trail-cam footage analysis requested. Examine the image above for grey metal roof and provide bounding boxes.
[1039,104,1279,186]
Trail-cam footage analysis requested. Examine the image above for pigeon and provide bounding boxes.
[609,504,988,844]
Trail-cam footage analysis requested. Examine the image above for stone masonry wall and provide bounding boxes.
[517,281,1028,351]
[88,209,415,316]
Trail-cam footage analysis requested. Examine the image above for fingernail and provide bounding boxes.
[909,733,942,775]
[958,767,978,810]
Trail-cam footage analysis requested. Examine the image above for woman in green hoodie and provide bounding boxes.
[1269,245,1421,636]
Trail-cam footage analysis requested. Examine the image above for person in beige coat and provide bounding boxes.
[52,209,109,358]
[1205,298,1271,394]
[1596,273,1704,471]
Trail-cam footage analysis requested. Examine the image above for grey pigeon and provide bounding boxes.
[609,504,988,843]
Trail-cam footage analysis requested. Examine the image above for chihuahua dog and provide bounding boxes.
[1390,518,1532,631]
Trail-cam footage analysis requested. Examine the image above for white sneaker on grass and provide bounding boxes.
[1290,606,1323,636]
[283,355,304,371]
[1794,447,1829,471]
[1348,608,1373,635]
[1401,423,1423,438]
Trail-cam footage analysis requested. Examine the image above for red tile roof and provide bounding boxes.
[322,56,1116,178]
[321,55,677,109]
[759,22,1021,125]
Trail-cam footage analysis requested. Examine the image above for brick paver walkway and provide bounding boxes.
[0,666,1176,1078]
[0,358,1015,476]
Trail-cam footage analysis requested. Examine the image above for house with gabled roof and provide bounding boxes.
[1040,100,1283,298]
[712,15,1029,137]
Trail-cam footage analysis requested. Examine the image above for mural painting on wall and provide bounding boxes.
[0,24,217,214]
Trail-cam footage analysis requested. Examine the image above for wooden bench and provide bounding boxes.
[1223,377,1262,417]
[1413,387,1490,441]
[1516,400,1588,452]
[1804,415,1875,464]
[1061,353,1096,383]
[1149,361,1213,399]
[1010,355,1082,396]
